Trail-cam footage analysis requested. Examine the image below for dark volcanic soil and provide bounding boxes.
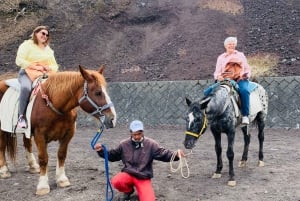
[0,0,299,82]
[0,126,299,201]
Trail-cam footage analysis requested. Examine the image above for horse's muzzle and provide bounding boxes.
[102,116,116,129]
[183,139,196,149]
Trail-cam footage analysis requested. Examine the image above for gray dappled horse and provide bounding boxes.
[183,81,268,186]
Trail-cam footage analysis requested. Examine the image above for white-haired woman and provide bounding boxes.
[214,37,251,124]
[16,25,59,128]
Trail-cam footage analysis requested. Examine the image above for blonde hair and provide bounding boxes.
[31,25,50,45]
[224,37,237,46]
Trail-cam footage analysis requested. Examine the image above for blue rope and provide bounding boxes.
[102,144,114,201]
[91,128,114,201]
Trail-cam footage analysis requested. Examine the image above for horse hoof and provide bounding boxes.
[57,180,71,188]
[257,160,265,167]
[212,173,222,179]
[0,166,11,178]
[36,187,50,195]
[238,160,247,167]
[29,166,40,174]
[0,171,11,178]
[227,180,236,187]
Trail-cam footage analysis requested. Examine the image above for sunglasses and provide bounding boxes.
[40,31,49,37]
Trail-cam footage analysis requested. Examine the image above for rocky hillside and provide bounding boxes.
[0,0,299,82]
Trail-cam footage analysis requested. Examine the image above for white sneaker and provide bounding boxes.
[17,115,28,129]
[242,116,249,125]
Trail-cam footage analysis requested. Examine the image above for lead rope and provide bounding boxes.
[169,150,192,178]
[90,120,114,201]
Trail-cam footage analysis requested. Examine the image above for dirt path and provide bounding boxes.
[0,126,299,201]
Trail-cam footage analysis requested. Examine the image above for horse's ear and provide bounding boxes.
[186,97,192,106]
[79,65,85,72]
[79,65,94,82]
[98,64,105,74]
[200,96,211,109]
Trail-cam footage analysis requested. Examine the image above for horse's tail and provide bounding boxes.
[0,130,17,162]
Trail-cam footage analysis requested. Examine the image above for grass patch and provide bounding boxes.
[198,0,244,15]
[247,53,279,77]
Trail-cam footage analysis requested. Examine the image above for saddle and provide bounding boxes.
[0,77,44,138]
[203,79,260,118]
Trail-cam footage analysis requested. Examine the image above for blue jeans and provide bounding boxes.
[203,82,220,96]
[203,80,239,96]
[18,69,32,116]
[238,80,250,116]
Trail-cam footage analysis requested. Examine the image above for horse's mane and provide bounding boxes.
[202,84,231,116]
[43,70,107,98]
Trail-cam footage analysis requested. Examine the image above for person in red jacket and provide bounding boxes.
[94,120,185,201]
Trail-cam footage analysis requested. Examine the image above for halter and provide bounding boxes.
[78,81,114,116]
[185,113,208,138]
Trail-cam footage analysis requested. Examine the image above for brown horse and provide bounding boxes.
[0,65,116,195]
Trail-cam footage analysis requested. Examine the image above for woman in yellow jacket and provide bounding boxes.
[16,25,59,128]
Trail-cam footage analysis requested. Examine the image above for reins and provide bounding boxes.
[37,79,114,116]
[35,78,64,115]
[90,119,114,201]
[169,150,192,178]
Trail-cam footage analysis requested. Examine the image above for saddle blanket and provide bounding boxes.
[230,84,264,122]
[204,81,258,96]
[219,82,263,122]
[0,86,36,139]
[248,87,263,122]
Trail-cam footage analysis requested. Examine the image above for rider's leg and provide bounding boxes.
[17,69,32,128]
[203,82,220,96]
[238,79,250,124]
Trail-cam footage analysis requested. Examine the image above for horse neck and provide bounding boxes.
[42,72,84,112]
[206,87,231,117]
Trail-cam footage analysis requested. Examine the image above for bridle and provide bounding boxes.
[185,112,208,139]
[78,80,114,117]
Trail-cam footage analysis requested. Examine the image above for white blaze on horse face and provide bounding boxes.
[188,112,195,128]
[102,87,117,126]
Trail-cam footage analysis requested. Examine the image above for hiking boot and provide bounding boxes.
[17,115,27,129]
[242,116,249,125]
[119,189,134,201]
